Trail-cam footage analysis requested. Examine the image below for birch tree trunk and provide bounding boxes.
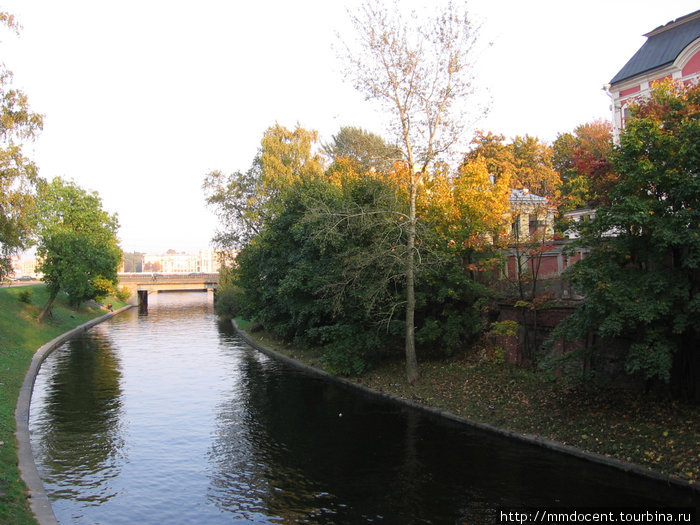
[405,176,419,384]
[341,0,483,384]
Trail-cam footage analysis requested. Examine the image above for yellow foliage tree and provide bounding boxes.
[465,131,515,183]
[510,135,561,200]
[260,123,325,193]
[453,155,512,248]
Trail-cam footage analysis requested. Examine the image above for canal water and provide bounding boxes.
[29,292,698,524]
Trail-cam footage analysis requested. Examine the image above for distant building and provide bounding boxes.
[139,249,229,274]
[199,249,226,273]
[607,9,700,141]
[507,188,556,241]
[9,254,41,279]
[561,208,597,239]
[143,252,197,273]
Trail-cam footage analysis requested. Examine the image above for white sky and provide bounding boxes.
[3,0,698,254]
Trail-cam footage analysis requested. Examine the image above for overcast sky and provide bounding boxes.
[3,1,698,254]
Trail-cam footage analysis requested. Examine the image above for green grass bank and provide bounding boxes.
[0,284,127,525]
[234,318,699,491]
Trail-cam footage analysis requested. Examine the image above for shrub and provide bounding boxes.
[484,320,519,365]
[115,287,131,302]
[215,285,244,319]
[17,289,33,304]
[92,276,115,302]
[320,347,370,376]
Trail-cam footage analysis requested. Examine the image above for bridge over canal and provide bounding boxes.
[119,273,219,306]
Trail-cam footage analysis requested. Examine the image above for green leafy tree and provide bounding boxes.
[0,11,43,280]
[340,0,483,383]
[233,168,490,375]
[227,175,392,374]
[323,126,402,174]
[554,80,700,400]
[203,158,264,252]
[36,178,121,320]
[204,123,324,252]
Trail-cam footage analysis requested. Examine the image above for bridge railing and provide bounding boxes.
[118,273,219,283]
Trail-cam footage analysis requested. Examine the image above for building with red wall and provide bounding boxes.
[498,10,700,367]
[607,9,700,141]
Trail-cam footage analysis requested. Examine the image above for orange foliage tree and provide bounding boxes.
[553,119,614,210]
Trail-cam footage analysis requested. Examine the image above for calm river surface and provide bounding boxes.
[30,292,698,524]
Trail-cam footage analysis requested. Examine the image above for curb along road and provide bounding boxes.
[14,305,133,525]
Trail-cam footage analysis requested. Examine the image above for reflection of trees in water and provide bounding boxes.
[207,330,468,523]
[31,331,124,500]
[208,329,699,523]
[27,302,699,522]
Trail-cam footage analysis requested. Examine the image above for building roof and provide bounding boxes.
[610,9,700,86]
[509,188,547,204]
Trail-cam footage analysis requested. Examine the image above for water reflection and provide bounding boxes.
[208,322,699,523]
[29,293,699,525]
[30,329,124,503]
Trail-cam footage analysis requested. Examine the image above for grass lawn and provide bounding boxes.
[234,318,700,488]
[0,284,127,525]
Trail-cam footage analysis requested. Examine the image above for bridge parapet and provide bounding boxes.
[118,273,220,305]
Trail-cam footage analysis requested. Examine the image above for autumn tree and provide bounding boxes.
[0,11,43,280]
[208,120,499,373]
[236,126,409,372]
[509,135,561,200]
[204,124,324,254]
[465,132,561,201]
[554,80,700,401]
[463,130,562,364]
[553,120,614,210]
[36,178,121,321]
[463,131,515,184]
[259,123,325,193]
[340,0,483,383]
[452,155,512,244]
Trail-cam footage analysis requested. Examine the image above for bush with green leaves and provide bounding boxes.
[552,81,700,400]
[214,284,244,319]
[17,288,32,304]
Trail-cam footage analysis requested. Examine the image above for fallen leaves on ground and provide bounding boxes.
[355,356,699,485]
[240,326,699,485]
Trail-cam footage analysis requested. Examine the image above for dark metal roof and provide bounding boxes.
[610,10,700,86]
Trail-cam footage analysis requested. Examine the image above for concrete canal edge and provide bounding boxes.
[232,320,699,497]
[14,305,134,525]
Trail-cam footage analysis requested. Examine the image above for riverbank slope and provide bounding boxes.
[233,318,699,492]
[0,284,127,525]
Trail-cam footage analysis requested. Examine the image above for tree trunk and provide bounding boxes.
[405,176,419,385]
[37,291,57,323]
[671,331,700,403]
